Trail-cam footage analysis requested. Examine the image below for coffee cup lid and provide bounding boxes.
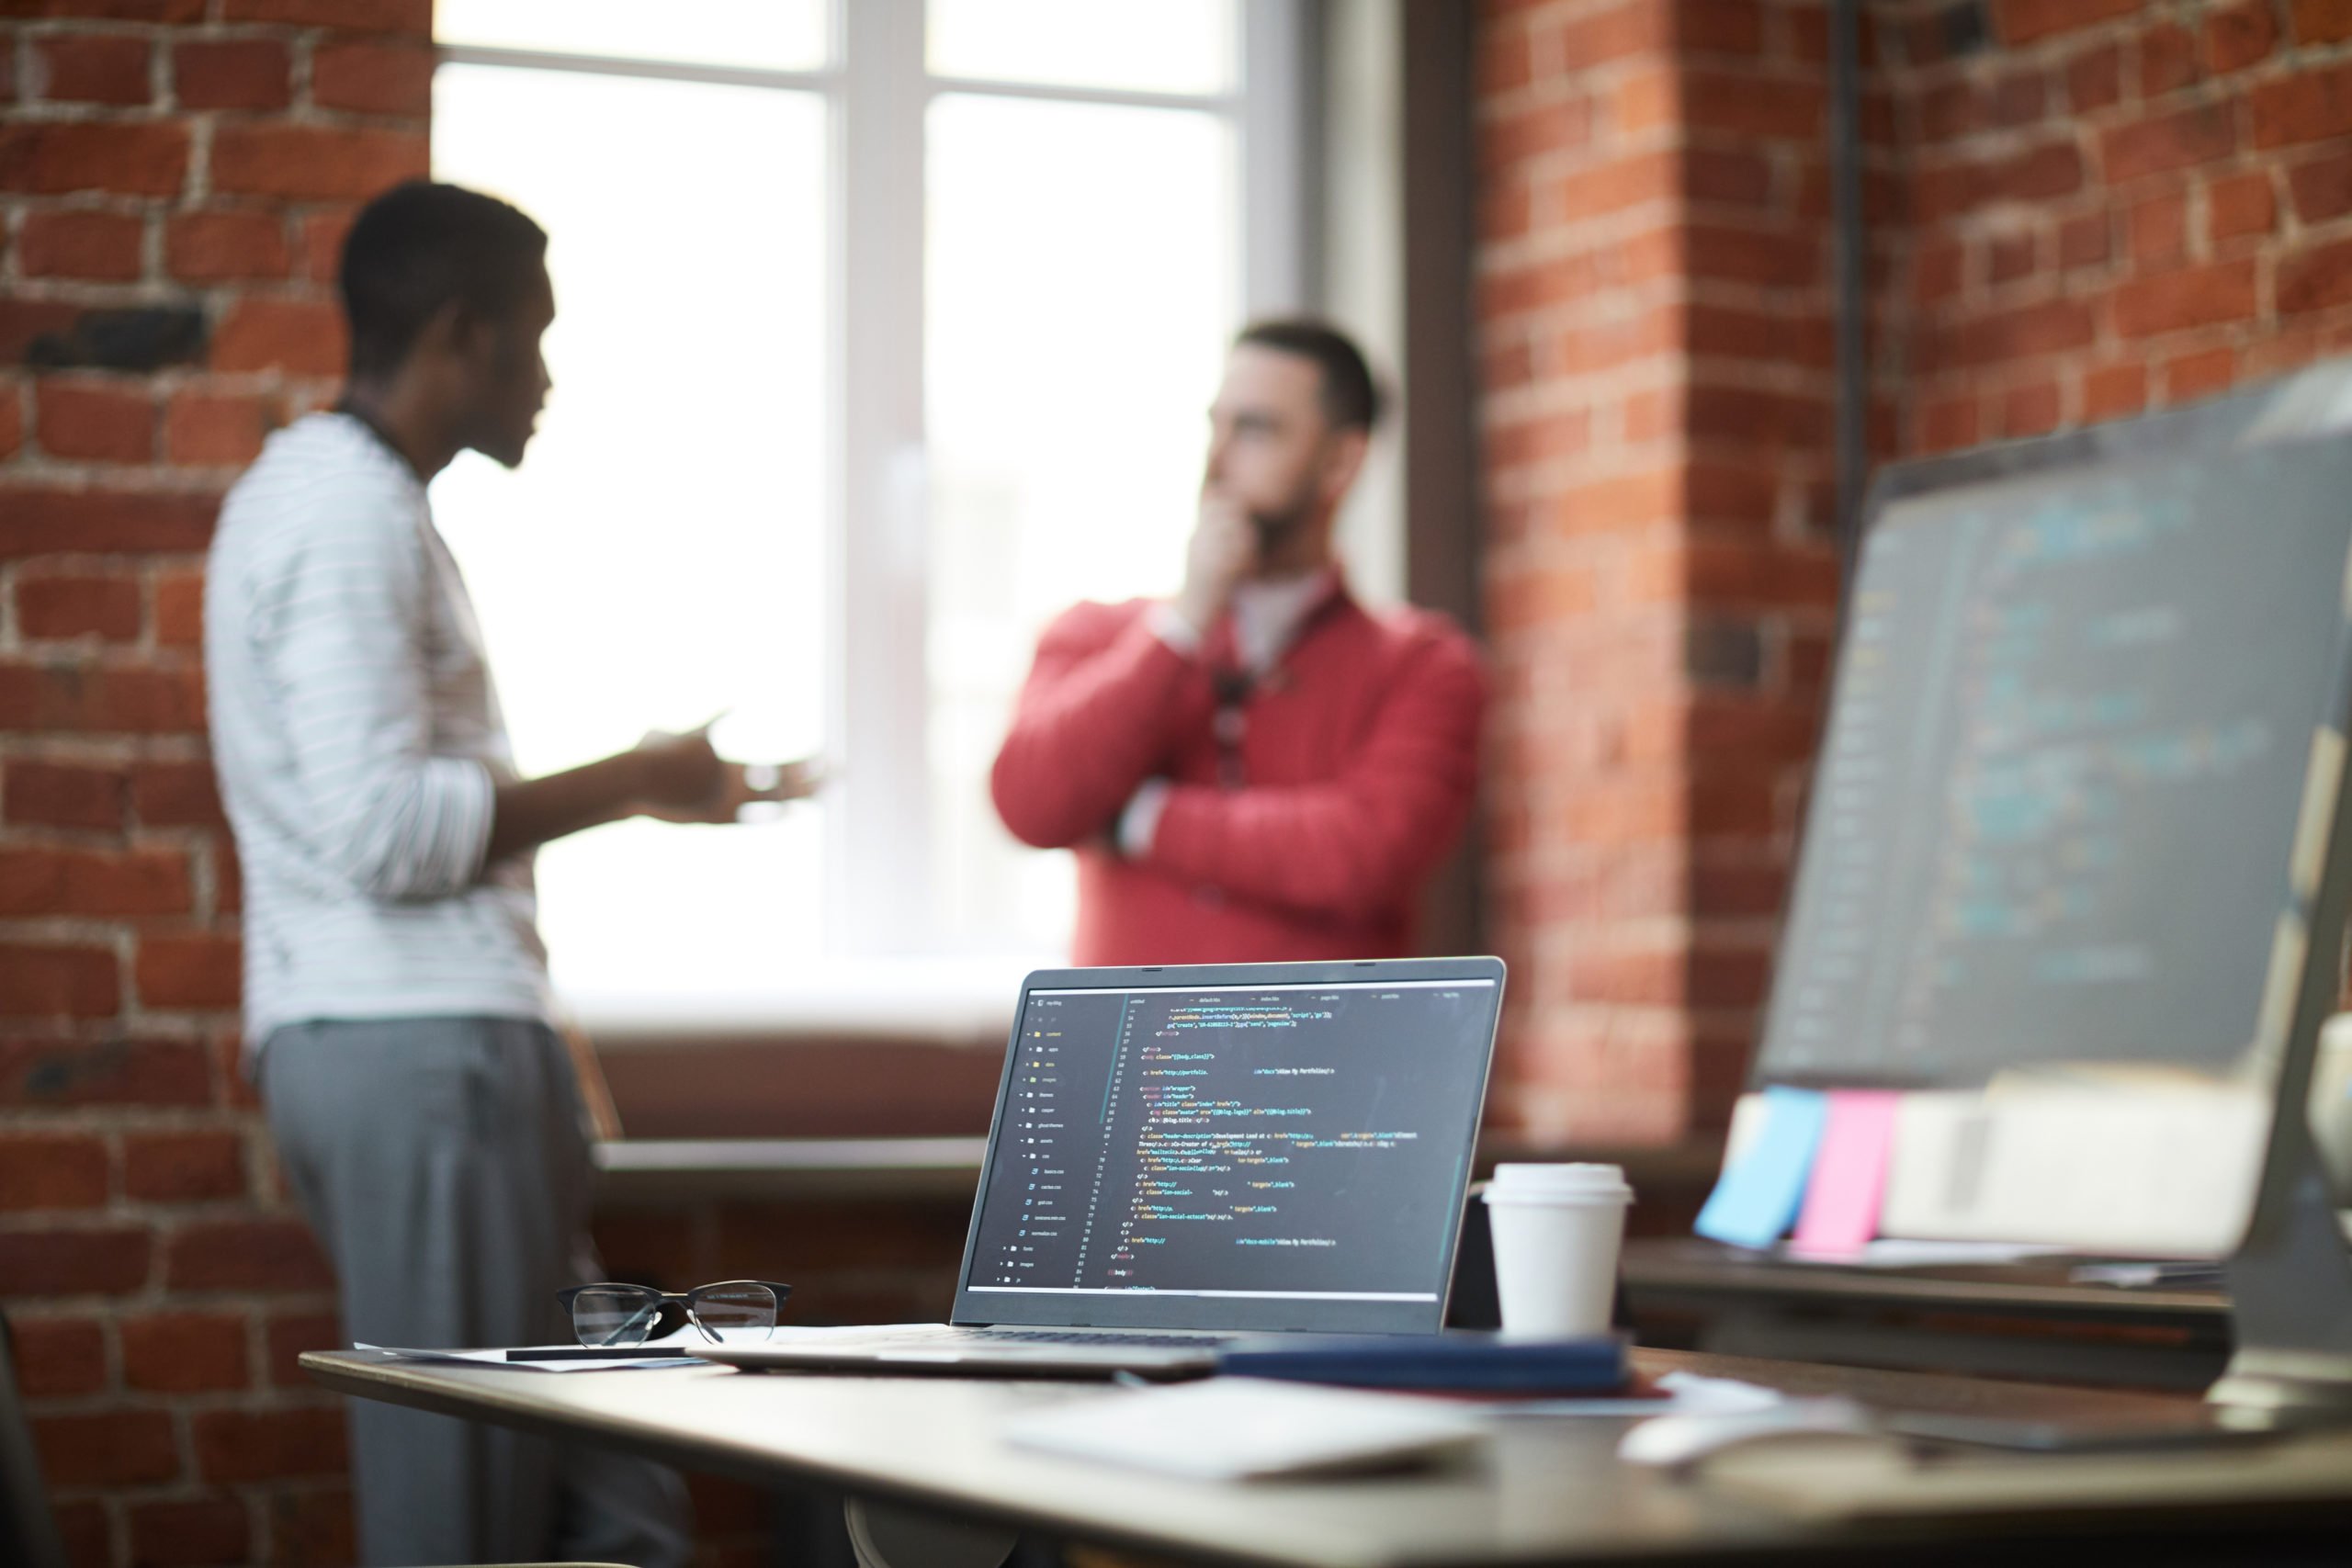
[1484,1162,1633,1202]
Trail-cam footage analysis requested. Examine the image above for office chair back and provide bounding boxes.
[0,1312,70,1568]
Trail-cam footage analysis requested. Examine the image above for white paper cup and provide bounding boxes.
[1482,1163,1634,1338]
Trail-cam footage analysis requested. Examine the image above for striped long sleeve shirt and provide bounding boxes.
[204,412,551,1048]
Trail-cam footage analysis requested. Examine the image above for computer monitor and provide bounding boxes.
[1738,359,2352,1412]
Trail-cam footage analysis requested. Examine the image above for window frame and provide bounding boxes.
[434,0,1313,1006]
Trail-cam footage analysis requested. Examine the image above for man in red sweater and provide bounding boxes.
[991,321,1485,964]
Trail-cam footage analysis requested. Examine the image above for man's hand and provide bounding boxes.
[1172,490,1257,636]
[630,730,821,825]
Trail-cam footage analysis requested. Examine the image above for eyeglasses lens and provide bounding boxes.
[571,1286,664,1347]
[690,1283,779,1343]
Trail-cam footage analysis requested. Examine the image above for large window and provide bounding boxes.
[430,1,1306,1019]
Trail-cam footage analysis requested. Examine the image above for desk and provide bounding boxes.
[1621,1239,2232,1391]
[302,1347,2352,1566]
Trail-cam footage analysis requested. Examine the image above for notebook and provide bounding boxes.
[698,956,1505,1377]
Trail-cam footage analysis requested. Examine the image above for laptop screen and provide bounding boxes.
[953,961,1504,1335]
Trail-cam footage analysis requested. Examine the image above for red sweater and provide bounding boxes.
[990,583,1485,965]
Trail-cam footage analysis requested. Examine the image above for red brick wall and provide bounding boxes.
[1,5,428,1563]
[1473,0,2352,1146]
[1476,0,1849,1145]
[1889,0,2352,448]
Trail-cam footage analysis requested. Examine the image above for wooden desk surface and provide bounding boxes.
[300,1346,2352,1568]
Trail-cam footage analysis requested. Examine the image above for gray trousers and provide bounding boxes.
[262,1016,694,1568]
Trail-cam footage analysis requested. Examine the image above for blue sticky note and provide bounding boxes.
[1695,1087,1830,1250]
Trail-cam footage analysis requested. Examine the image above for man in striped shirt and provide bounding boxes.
[205,183,797,1566]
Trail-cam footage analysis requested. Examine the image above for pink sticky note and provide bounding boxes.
[1792,1090,1902,1256]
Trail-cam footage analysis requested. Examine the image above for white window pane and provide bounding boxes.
[928,0,1235,95]
[431,64,830,1004]
[925,94,1237,953]
[435,0,827,72]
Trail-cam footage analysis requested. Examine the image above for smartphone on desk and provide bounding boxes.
[1882,1409,2283,1453]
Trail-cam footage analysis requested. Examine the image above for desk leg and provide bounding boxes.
[843,1496,1017,1568]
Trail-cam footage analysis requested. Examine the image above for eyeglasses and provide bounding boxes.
[556,1280,793,1347]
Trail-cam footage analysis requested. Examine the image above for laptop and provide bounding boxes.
[698,956,1506,1377]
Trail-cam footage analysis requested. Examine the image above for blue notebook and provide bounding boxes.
[1217,1332,1627,1393]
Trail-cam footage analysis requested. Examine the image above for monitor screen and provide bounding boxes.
[1758,369,2352,1094]
[955,965,1501,1334]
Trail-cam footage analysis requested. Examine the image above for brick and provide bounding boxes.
[1678,0,1764,54]
[2059,212,2110,269]
[2280,236,2352,315]
[1678,70,1822,141]
[172,38,289,111]
[2289,148,2352,223]
[1683,222,1819,288]
[1684,146,1773,207]
[0,489,218,557]
[154,568,204,644]
[0,384,18,459]
[164,1217,331,1291]
[2207,2,2278,71]
[1997,0,2140,43]
[165,389,269,467]
[12,0,203,17]
[55,1503,107,1568]
[2251,62,2352,149]
[124,1130,244,1202]
[165,209,289,281]
[0,1036,210,1108]
[266,1309,342,1387]
[123,1310,249,1390]
[1913,237,1964,303]
[2140,23,2199,96]
[0,299,85,364]
[34,33,151,105]
[2162,346,2235,400]
[1479,17,1532,95]
[2112,259,2260,337]
[210,299,346,377]
[16,571,142,640]
[0,1133,109,1209]
[2129,191,2188,263]
[270,1487,355,1567]
[300,209,356,283]
[0,122,188,197]
[128,1497,251,1567]
[209,123,427,202]
[36,381,154,462]
[0,661,208,734]
[2207,171,2276,243]
[1480,98,1591,171]
[2292,0,2352,43]
[194,1406,347,1483]
[135,932,241,1009]
[130,761,225,828]
[1920,80,1978,142]
[221,0,431,28]
[5,761,125,830]
[0,942,119,1017]
[1988,230,2038,283]
[2103,105,2236,183]
[35,1410,177,1486]
[1947,297,2096,367]
[0,1226,150,1294]
[9,1316,106,1396]
[311,39,434,117]
[2066,43,2121,111]
[2001,379,2064,436]
[0,846,193,918]
[18,210,144,281]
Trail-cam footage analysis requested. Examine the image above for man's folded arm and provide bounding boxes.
[990,604,1212,849]
[269,514,495,901]
[1136,634,1485,919]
